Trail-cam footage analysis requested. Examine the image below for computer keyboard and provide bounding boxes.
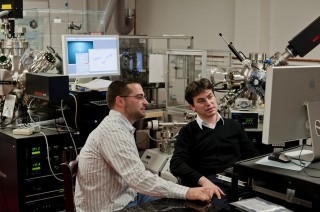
[89,100,108,106]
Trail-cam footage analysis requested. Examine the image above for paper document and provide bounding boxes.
[284,150,313,158]
[77,79,112,91]
[255,156,310,171]
[231,197,292,212]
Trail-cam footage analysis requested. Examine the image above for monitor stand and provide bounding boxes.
[301,101,320,162]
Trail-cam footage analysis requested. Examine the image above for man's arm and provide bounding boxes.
[170,125,203,186]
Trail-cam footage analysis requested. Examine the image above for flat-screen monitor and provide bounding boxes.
[61,34,120,79]
[262,65,320,161]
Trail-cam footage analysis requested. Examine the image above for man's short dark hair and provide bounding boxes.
[185,78,214,105]
[107,80,140,108]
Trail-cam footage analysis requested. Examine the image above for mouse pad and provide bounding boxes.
[255,156,311,171]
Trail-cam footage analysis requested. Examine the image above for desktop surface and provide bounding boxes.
[117,198,227,212]
[233,148,320,210]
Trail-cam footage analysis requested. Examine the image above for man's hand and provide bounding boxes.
[198,176,225,199]
[185,187,213,202]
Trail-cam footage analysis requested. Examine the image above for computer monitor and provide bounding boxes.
[61,34,120,79]
[262,65,320,161]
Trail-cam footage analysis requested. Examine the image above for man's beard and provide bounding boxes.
[135,111,146,120]
[130,110,146,121]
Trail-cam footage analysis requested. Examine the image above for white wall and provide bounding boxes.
[269,0,320,59]
[23,0,320,59]
[135,0,320,59]
[24,0,86,10]
[23,0,48,9]
[135,0,235,51]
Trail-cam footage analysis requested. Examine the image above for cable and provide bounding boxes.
[60,99,78,157]
[0,112,28,128]
[40,131,63,182]
[287,144,306,167]
[147,132,162,142]
[68,92,79,130]
[213,81,226,87]
[290,160,306,167]
[288,144,320,178]
[292,161,320,178]
[27,97,36,123]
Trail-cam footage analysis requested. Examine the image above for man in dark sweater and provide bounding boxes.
[170,78,260,210]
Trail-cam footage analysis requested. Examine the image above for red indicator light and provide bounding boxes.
[313,34,320,43]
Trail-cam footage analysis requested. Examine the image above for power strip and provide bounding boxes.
[13,123,41,135]
[13,128,34,135]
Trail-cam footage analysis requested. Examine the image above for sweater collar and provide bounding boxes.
[196,113,224,129]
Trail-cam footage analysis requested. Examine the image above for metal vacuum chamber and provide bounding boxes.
[165,49,233,118]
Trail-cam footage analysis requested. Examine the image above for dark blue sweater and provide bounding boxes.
[170,118,260,187]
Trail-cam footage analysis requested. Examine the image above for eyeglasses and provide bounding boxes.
[119,94,147,101]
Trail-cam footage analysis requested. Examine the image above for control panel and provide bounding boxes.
[141,148,171,175]
[231,110,259,129]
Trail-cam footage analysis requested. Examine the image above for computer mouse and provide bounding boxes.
[268,152,291,163]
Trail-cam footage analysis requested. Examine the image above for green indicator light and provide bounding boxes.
[32,151,40,155]
[32,167,41,171]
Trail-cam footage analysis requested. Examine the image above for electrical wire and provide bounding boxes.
[68,92,79,130]
[290,159,320,178]
[288,144,320,178]
[147,132,162,142]
[0,112,28,128]
[27,97,36,123]
[60,99,78,157]
[40,131,63,182]
[26,96,78,182]
[213,81,226,87]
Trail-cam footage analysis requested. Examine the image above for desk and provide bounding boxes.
[232,151,320,211]
[117,198,226,211]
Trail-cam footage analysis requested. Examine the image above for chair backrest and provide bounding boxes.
[60,160,78,212]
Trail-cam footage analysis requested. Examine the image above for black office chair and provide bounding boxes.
[60,160,78,212]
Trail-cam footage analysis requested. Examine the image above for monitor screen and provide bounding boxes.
[262,65,320,161]
[136,51,143,72]
[61,34,120,79]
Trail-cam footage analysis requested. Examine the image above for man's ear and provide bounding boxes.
[115,96,125,108]
[190,104,196,111]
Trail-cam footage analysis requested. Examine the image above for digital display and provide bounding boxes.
[243,117,254,124]
[0,0,23,18]
[231,111,259,128]
[31,162,41,171]
[31,147,41,155]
